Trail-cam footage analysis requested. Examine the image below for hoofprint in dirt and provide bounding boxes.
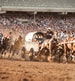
[0,59,75,81]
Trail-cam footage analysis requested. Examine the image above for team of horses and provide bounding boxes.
[0,33,75,63]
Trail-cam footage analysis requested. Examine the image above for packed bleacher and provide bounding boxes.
[0,12,75,40]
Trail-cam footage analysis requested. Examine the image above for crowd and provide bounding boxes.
[0,12,75,41]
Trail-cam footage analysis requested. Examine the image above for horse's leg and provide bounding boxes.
[9,49,15,59]
[8,45,13,59]
[58,55,61,63]
[66,52,71,63]
[0,50,2,58]
[0,48,2,58]
[12,50,15,56]
[9,45,13,53]
[66,54,68,63]
[58,54,63,63]
[1,48,5,58]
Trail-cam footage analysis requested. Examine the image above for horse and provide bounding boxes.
[10,35,25,59]
[35,46,50,62]
[37,37,59,62]
[0,37,11,58]
[49,38,58,56]
[64,37,74,63]
[48,37,64,62]
[55,44,64,62]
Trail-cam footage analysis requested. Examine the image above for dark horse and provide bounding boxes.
[55,44,64,62]
[0,37,11,58]
[50,38,64,62]
[50,38,58,56]
[39,47,50,62]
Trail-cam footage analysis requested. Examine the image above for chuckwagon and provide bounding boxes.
[24,31,48,61]
[25,31,44,52]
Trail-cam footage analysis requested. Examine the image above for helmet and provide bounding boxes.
[47,27,51,31]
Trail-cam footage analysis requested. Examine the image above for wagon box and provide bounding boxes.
[25,41,39,52]
[25,31,44,52]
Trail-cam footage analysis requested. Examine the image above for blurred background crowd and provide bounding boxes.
[0,12,75,41]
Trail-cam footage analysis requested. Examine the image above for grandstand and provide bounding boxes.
[0,0,74,41]
[0,0,75,12]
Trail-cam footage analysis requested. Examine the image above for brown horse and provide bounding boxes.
[40,38,59,62]
[10,35,25,58]
[64,37,75,63]
[48,38,64,62]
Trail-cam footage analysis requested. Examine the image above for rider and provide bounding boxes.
[5,31,14,46]
[5,32,13,39]
[46,27,54,39]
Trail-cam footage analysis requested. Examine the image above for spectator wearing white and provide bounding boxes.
[62,30,68,41]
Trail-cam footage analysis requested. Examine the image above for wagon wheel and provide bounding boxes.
[33,33,44,44]
[29,48,34,61]
[39,47,49,62]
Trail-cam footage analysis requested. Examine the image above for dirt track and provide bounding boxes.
[0,59,75,81]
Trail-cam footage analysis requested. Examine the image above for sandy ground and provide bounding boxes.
[0,59,75,81]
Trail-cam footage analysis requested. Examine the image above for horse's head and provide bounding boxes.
[51,38,58,45]
[3,37,10,44]
[18,35,23,40]
[57,44,64,50]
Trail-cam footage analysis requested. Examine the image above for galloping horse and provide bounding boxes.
[49,38,58,56]
[0,36,11,57]
[64,36,74,62]
[10,35,24,58]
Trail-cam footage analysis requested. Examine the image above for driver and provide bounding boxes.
[46,27,54,39]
